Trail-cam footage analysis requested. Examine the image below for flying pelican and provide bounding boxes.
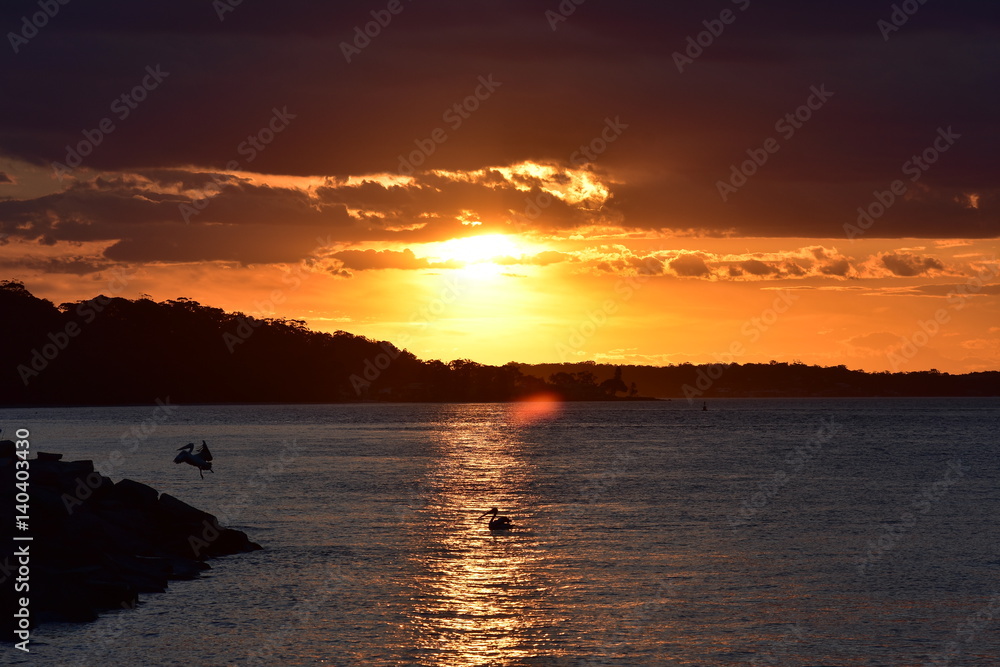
[174,440,213,478]
[479,507,513,530]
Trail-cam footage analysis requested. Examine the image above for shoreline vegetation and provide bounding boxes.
[2,280,997,406]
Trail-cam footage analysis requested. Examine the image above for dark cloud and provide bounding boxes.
[881,252,945,277]
[783,261,808,277]
[670,254,711,277]
[820,259,852,277]
[0,183,187,243]
[740,259,779,276]
[331,248,460,272]
[103,223,333,264]
[0,256,114,275]
[1,0,998,250]
[138,169,244,192]
[0,166,625,264]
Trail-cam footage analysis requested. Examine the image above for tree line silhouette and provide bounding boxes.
[0,281,634,404]
[519,361,998,399]
[1,281,995,405]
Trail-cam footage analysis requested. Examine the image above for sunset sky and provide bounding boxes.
[1,0,997,373]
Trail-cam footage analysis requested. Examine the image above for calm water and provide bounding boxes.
[3,398,999,666]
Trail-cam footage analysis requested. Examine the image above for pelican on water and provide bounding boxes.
[174,440,213,478]
[479,507,513,530]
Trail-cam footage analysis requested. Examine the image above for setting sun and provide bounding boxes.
[1,3,998,665]
[424,234,526,266]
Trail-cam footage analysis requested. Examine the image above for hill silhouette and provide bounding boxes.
[517,362,998,400]
[1,280,996,405]
[1,280,586,404]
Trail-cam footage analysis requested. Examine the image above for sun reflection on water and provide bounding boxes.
[404,409,555,666]
[510,392,563,426]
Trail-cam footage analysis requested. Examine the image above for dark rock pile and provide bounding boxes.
[1,441,262,625]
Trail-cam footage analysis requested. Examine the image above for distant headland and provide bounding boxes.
[2,280,996,405]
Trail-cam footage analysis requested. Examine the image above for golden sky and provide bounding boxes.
[1,2,997,373]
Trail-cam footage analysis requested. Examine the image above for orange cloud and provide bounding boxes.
[332,248,461,272]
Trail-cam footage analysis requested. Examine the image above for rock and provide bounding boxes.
[89,509,162,556]
[108,478,160,508]
[36,451,63,461]
[0,453,263,629]
[102,554,171,593]
[186,519,264,559]
[162,556,211,579]
[30,458,98,492]
[157,492,217,525]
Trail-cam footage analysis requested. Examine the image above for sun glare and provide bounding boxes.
[429,234,524,264]
[510,392,562,424]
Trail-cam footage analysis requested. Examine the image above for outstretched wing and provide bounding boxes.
[196,440,213,462]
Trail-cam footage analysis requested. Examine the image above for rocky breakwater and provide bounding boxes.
[1,441,262,626]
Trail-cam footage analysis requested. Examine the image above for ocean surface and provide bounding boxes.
[2,398,998,666]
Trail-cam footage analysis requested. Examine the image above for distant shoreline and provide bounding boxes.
[3,395,996,410]
[3,284,996,406]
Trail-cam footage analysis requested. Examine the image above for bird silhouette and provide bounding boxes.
[479,507,513,530]
[174,440,214,479]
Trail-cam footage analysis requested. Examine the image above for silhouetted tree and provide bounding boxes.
[599,366,629,396]
[1,285,996,405]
